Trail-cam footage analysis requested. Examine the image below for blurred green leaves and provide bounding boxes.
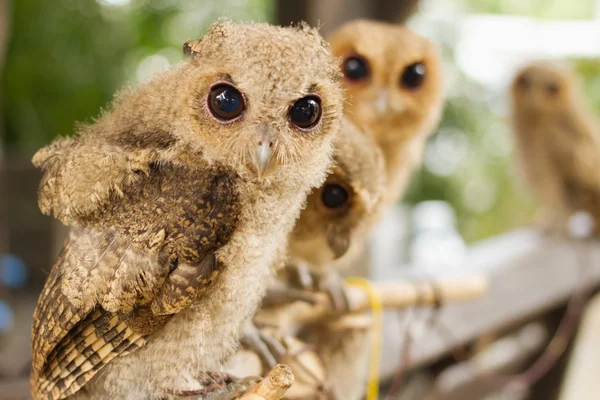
[2,0,273,152]
[461,0,596,20]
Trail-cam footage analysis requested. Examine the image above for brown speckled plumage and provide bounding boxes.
[30,19,343,400]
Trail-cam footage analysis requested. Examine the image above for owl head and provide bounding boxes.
[172,20,344,183]
[288,119,386,268]
[32,20,344,224]
[328,20,443,142]
[511,61,579,117]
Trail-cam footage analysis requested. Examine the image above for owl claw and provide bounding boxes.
[197,375,262,400]
[318,271,350,314]
[295,263,350,314]
[241,325,286,369]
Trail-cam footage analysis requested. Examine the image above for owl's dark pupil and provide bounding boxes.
[518,75,530,90]
[343,56,368,81]
[322,184,349,209]
[547,82,559,95]
[208,84,245,121]
[289,96,322,129]
[215,89,240,113]
[401,62,426,89]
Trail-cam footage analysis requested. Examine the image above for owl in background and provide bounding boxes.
[510,61,600,235]
[275,119,386,310]
[252,119,385,400]
[29,19,343,400]
[329,20,444,205]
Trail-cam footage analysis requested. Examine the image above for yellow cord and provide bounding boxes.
[344,277,383,400]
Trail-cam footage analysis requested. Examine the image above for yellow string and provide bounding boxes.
[344,277,383,400]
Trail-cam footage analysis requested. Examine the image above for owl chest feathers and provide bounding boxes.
[99,170,305,384]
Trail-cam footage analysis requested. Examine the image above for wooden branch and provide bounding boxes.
[237,364,294,400]
[225,332,327,400]
[256,274,488,331]
[378,229,600,381]
[559,292,600,400]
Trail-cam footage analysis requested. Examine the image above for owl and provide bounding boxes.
[234,119,385,397]
[510,61,600,234]
[283,118,386,309]
[29,19,343,400]
[329,20,444,204]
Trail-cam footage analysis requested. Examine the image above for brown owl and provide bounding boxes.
[511,61,600,234]
[283,118,386,309]
[329,20,444,204]
[29,19,343,400]
[234,119,385,394]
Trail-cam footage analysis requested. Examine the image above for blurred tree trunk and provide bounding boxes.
[0,0,11,254]
[375,0,421,23]
[275,0,421,35]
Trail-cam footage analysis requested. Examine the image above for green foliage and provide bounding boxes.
[460,0,595,20]
[2,0,273,152]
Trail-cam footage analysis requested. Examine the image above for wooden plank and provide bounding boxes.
[378,229,600,380]
[559,292,600,400]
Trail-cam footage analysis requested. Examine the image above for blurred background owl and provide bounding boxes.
[329,19,444,204]
[511,61,600,235]
[287,119,386,277]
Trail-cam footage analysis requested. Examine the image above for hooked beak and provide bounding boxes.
[255,139,273,179]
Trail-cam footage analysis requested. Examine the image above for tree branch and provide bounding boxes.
[256,274,488,331]
[236,364,294,400]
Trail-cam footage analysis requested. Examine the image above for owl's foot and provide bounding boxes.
[268,263,350,314]
[316,269,350,314]
[262,286,319,307]
[240,325,287,369]
[163,373,261,399]
[202,375,263,400]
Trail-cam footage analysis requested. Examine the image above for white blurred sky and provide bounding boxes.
[413,0,600,90]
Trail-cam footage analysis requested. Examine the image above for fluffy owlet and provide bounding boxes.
[29,20,343,400]
[329,20,444,204]
[238,119,385,397]
[283,119,386,307]
[511,61,600,234]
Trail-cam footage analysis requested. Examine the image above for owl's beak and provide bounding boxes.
[374,89,389,115]
[255,140,273,179]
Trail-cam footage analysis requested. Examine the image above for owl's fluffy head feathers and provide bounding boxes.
[33,20,344,225]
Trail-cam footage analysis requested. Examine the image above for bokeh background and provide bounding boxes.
[1,0,599,398]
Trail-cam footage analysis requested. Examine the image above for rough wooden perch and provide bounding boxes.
[256,274,488,332]
[226,333,327,400]
[236,364,294,400]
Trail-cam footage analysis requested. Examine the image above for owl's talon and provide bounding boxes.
[198,375,262,400]
[241,325,288,369]
[317,271,350,314]
[262,286,319,307]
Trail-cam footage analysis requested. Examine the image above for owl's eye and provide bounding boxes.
[400,62,426,90]
[517,75,530,90]
[208,84,245,121]
[342,55,369,82]
[546,82,560,96]
[321,183,349,209]
[289,96,322,130]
